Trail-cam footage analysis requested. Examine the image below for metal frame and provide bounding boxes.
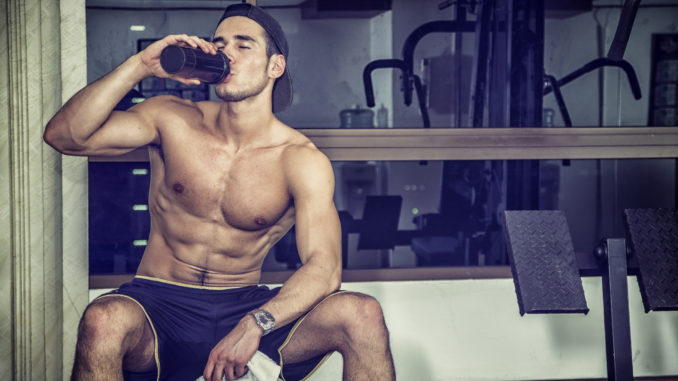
[599,238,634,381]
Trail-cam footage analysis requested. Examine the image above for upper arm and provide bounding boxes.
[286,146,342,273]
[44,96,170,156]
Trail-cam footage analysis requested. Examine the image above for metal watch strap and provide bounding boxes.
[251,309,275,336]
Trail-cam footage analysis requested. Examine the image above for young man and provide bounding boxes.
[44,4,395,381]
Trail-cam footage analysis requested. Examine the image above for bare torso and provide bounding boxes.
[136,97,310,286]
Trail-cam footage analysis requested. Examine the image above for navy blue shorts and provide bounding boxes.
[96,276,334,381]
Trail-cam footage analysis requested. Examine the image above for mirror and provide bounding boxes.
[88,158,676,274]
[87,0,661,129]
[85,0,677,276]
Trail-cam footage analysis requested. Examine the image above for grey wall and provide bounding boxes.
[543,5,678,252]
[86,7,389,128]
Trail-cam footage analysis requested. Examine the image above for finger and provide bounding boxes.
[187,35,205,50]
[193,37,215,54]
[183,34,199,48]
[229,365,239,381]
[235,363,248,378]
[203,362,214,381]
[215,365,227,381]
[174,34,198,49]
[171,76,201,86]
[219,360,234,381]
[208,41,218,54]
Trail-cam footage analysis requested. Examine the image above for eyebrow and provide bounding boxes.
[212,35,258,44]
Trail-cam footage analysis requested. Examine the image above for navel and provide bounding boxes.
[254,216,268,226]
[173,182,184,194]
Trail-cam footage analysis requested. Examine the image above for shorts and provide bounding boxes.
[96,276,335,381]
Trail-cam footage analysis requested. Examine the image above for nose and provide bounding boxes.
[221,45,235,64]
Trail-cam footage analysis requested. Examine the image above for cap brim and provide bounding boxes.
[273,70,292,113]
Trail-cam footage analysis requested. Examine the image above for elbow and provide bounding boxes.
[328,265,342,293]
[304,250,342,293]
[329,277,341,294]
[43,121,59,149]
[43,117,82,153]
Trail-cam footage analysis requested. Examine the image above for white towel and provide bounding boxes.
[195,350,281,381]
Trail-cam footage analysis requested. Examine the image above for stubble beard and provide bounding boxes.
[215,70,269,104]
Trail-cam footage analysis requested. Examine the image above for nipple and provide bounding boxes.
[173,183,184,193]
[254,216,267,226]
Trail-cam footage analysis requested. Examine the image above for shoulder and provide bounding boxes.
[129,94,191,111]
[129,96,222,131]
[280,131,334,195]
[281,130,331,172]
[129,95,208,119]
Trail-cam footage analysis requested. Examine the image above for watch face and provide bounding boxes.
[258,312,272,325]
[255,310,275,331]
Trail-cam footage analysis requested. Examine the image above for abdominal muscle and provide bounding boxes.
[135,191,295,287]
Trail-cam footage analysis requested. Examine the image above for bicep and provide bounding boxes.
[75,109,159,156]
[290,151,341,267]
[294,191,341,265]
[45,96,163,157]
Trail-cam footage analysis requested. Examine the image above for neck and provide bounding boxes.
[217,98,276,148]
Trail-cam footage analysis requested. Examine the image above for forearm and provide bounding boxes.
[44,54,150,151]
[258,255,341,329]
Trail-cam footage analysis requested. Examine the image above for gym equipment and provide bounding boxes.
[503,209,678,381]
[543,58,641,127]
[363,0,476,128]
[543,0,642,127]
[624,208,678,312]
[503,210,588,315]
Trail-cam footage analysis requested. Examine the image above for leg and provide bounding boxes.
[71,295,155,381]
[281,292,395,381]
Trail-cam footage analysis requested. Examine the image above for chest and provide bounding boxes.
[157,138,292,231]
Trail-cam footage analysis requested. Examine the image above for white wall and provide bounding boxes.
[91,277,678,380]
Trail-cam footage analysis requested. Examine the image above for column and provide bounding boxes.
[0,0,88,379]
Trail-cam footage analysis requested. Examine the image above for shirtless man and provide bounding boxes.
[44,4,394,381]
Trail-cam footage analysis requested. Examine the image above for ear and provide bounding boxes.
[268,54,286,80]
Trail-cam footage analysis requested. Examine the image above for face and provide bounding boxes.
[212,16,281,104]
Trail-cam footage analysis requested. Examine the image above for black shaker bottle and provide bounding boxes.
[160,45,230,84]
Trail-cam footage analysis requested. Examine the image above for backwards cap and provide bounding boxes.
[218,3,292,113]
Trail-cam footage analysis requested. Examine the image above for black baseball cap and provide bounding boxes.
[217,3,292,113]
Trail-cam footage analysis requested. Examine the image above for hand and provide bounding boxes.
[203,315,263,381]
[138,34,218,86]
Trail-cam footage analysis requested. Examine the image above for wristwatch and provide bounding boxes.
[250,310,275,336]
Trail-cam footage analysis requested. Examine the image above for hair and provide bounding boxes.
[264,31,281,59]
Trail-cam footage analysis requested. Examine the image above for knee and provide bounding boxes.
[337,293,388,341]
[79,297,139,341]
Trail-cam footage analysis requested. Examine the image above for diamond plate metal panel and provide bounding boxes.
[624,208,678,312]
[503,210,589,315]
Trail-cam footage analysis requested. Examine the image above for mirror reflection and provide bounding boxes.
[88,0,674,129]
[88,158,676,274]
[85,0,677,276]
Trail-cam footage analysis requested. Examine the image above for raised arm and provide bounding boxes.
[43,34,217,156]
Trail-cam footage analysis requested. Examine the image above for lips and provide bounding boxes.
[221,73,233,84]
